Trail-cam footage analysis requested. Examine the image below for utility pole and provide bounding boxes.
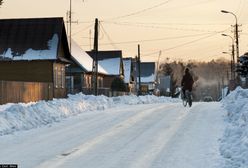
[92,18,99,96]
[67,0,78,52]
[234,23,240,63]
[89,29,92,50]
[222,33,235,80]
[137,44,141,96]
[231,43,235,79]
[156,51,162,85]
[69,0,72,52]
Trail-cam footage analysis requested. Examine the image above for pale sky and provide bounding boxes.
[1,0,248,62]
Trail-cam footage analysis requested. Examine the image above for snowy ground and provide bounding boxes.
[0,93,227,168]
[0,89,247,168]
[220,87,248,168]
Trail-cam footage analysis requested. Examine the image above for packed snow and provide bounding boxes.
[0,98,225,168]
[221,87,248,168]
[1,87,248,168]
[0,94,179,136]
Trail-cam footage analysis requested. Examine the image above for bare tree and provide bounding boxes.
[159,58,229,100]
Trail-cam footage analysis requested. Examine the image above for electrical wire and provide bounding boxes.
[142,31,225,57]
[103,21,231,26]
[99,23,119,49]
[104,0,218,21]
[79,32,219,47]
[102,21,228,33]
[71,23,94,36]
[107,0,172,20]
[87,32,217,46]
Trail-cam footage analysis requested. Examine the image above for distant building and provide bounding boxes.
[67,39,108,94]
[87,50,124,89]
[123,57,135,92]
[0,17,71,104]
[158,75,171,95]
[136,62,157,94]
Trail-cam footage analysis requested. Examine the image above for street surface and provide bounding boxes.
[0,102,225,168]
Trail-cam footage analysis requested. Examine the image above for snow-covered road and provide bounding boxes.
[0,102,225,168]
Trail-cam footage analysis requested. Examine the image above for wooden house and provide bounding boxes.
[67,39,108,94]
[0,17,71,104]
[136,62,157,94]
[87,50,124,89]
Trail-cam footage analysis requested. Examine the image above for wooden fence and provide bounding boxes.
[0,81,53,105]
[82,87,130,97]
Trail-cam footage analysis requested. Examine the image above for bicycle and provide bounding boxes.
[182,90,193,107]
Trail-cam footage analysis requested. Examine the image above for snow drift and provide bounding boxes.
[221,87,248,168]
[0,93,179,136]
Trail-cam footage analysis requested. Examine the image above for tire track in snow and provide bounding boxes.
[35,104,176,168]
[150,103,225,168]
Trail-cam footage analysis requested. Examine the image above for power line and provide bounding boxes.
[99,23,119,49]
[71,23,94,36]
[106,0,172,20]
[142,31,225,57]
[103,21,229,33]
[103,21,232,26]
[82,32,218,46]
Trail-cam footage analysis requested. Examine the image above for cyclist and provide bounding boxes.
[181,68,194,99]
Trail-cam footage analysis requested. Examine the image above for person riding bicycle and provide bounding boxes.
[181,68,194,99]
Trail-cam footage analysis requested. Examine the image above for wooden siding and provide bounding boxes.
[0,61,53,82]
[103,76,116,88]
[0,80,53,105]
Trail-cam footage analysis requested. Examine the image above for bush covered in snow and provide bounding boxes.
[0,93,179,136]
[221,87,248,168]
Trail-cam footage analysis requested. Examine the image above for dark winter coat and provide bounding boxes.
[181,72,194,91]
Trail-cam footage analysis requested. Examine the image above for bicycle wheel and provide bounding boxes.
[188,92,193,107]
[182,98,187,107]
[188,97,192,107]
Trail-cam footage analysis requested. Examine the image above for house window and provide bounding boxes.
[57,67,62,88]
[61,68,65,88]
[88,76,91,88]
[98,77,103,88]
[54,65,65,88]
[54,67,58,88]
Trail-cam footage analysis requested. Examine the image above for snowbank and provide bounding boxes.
[0,93,179,136]
[221,87,248,168]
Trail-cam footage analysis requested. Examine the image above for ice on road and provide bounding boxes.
[0,102,225,168]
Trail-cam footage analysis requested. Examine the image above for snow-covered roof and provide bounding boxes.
[137,62,156,83]
[70,39,107,74]
[140,74,156,83]
[123,58,132,83]
[1,34,58,61]
[98,58,121,75]
[0,18,70,61]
